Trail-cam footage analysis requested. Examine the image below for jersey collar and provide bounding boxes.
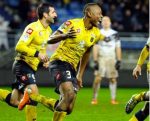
[37,19,47,30]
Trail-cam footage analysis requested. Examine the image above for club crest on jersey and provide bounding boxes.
[26,28,33,34]
[65,21,72,26]
[90,34,96,42]
[90,37,94,42]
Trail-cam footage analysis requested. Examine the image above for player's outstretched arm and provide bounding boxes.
[133,46,149,79]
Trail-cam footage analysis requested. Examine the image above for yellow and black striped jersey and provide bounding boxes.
[15,20,52,71]
[50,18,104,70]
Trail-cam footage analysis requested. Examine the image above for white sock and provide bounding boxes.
[109,82,117,100]
[93,82,100,99]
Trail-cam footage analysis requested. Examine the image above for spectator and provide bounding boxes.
[0,16,9,50]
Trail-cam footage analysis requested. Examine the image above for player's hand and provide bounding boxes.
[38,52,49,63]
[66,27,77,38]
[115,60,121,70]
[132,65,142,79]
[43,61,49,68]
[76,74,83,89]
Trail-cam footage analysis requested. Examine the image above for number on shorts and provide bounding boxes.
[66,70,71,79]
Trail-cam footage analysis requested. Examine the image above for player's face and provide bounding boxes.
[90,6,103,27]
[102,17,111,29]
[47,7,57,24]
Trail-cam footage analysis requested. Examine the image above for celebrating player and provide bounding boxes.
[0,2,58,121]
[125,37,150,121]
[18,2,104,121]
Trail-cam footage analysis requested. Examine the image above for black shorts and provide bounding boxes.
[49,60,78,94]
[12,60,36,93]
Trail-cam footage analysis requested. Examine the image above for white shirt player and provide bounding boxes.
[98,28,121,59]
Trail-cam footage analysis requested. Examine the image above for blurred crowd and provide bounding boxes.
[0,0,149,32]
[0,0,148,50]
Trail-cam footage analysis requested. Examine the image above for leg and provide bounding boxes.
[129,102,149,121]
[0,88,21,108]
[91,74,102,105]
[109,78,118,104]
[0,88,11,101]
[25,84,38,121]
[52,82,76,121]
[10,89,22,106]
[19,88,57,111]
[125,91,148,114]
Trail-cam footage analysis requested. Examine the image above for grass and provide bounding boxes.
[0,87,149,121]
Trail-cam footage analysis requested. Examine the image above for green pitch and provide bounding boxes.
[0,87,149,121]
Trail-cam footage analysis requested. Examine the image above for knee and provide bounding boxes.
[110,78,117,83]
[67,91,76,103]
[10,98,18,106]
[5,93,18,108]
[95,76,101,84]
[55,92,76,115]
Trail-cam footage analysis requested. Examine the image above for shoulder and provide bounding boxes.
[64,18,81,25]
[23,21,38,35]
[25,21,37,31]
[110,29,118,34]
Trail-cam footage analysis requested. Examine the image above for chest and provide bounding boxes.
[73,27,98,48]
[33,29,51,46]
[99,40,116,48]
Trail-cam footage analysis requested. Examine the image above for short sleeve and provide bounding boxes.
[97,29,105,42]
[57,20,73,33]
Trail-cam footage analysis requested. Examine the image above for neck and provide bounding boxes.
[83,17,93,30]
[39,19,49,28]
[103,27,110,31]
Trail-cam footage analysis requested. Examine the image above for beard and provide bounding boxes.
[92,21,99,27]
[49,17,54,23]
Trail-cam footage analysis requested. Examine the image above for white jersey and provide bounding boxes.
[146,37,150,47]
[98,28,121,59]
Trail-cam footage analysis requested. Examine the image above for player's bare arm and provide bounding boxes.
[77,47,92,89]
[133,46,149,79]
[47,27,76,44]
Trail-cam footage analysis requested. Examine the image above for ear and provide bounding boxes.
[43,13,48,18]
[87,11,92,18]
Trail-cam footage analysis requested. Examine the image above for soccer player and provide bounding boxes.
[19,2,104,121]
[91,16,122,105]
[125,37,150,121]
[0,2,58,121]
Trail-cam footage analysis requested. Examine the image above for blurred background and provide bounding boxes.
[0,0,149,87]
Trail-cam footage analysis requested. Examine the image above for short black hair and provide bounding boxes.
[83,3,101,15]
[37,2,54,19]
